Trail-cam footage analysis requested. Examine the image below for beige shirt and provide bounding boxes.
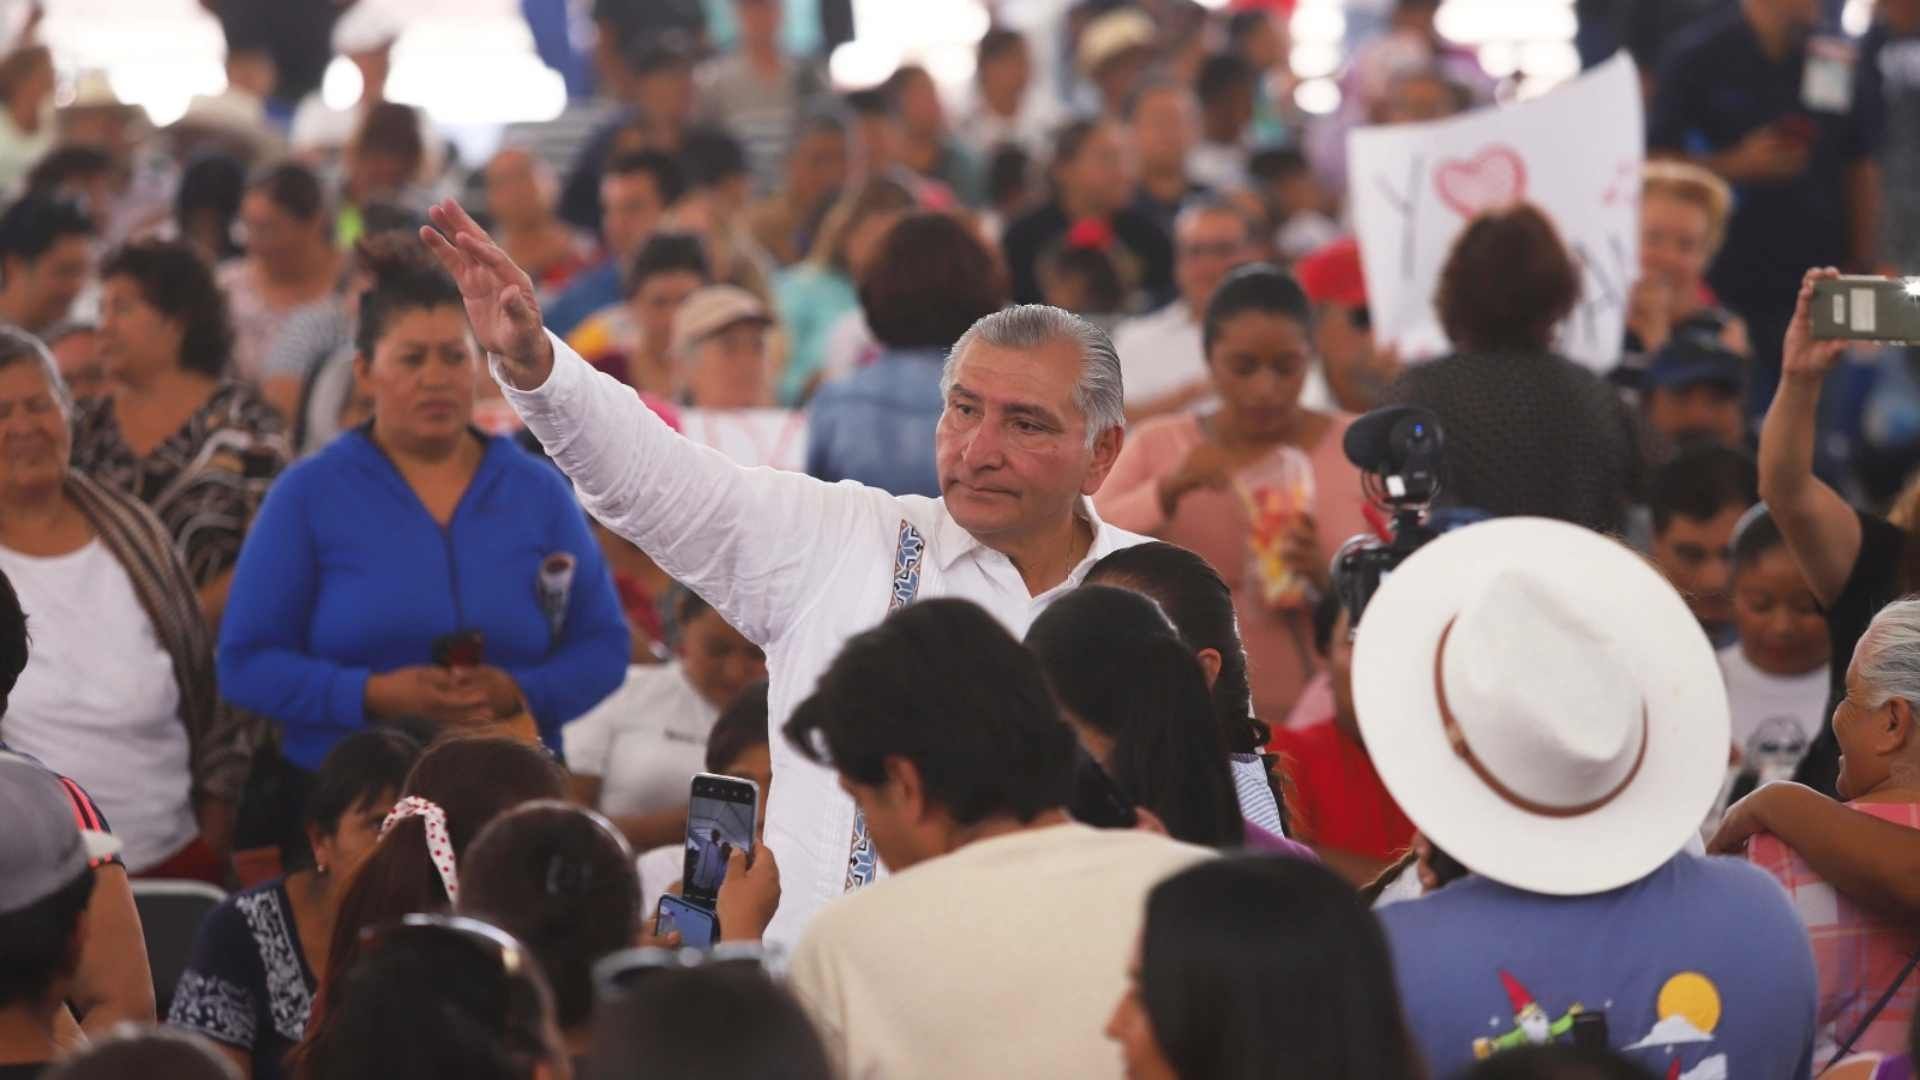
[788,823,1212,1079]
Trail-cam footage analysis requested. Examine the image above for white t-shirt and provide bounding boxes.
[562,663,719,818]
[1112,303,1215,412]
[678,408,810,473]
[1718,644,1830,779]
[789,823,1211,1079]
[637,843,683,924]
[1111,302,1333,413]
[0,541,192,872]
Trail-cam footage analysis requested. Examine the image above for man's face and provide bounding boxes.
[1759,0,1821,35]
[485,150,548,226]
[840,763,935,872]
[935,338,1122,546]
[601,172,667,259]
[788,129,848,210]
[735,0,782,44]
[632,270,706,353]
[10,236,91,331]
[1647,383,1746,448]
[1174,209,1252,314]
[980,43,1031,105]
[1652,506,1745,630]
[1130,87,1196,173]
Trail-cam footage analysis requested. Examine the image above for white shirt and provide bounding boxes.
[1113,302,1213,410]
[637,843,683,924]
[500,332,1149,944]
[789,824,1211,1080]
[954,92,1060,161]
[1189,140,1250,193]
[678,408,810,472]
[1718,645,1830,780]
[1112,302,1333,413]
[563,663,719,819]
[0,541,192,872]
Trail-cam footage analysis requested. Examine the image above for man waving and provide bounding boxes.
[421,198,1143,942]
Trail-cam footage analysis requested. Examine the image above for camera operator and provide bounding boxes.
[1386,204,1644,536]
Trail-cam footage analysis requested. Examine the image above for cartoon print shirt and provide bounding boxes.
[1379,854,1817,1080]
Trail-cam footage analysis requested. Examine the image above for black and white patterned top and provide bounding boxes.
[70,382,290,587]
[166,878,317,1080]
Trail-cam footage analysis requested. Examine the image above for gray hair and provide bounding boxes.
[1856,598,1920,710]
[0,326,72,419]
[942,304,1125,448]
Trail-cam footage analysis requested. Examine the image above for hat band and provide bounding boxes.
[1433,618,1648,818]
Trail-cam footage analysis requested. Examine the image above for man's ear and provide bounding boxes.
[1083,423,1125,496]
[882,755,929,823]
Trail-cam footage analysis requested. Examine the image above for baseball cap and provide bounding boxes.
[670,285,771,356]
[1295,236,1367,308]
[1646,335,1745,395]
[0,753,120,916]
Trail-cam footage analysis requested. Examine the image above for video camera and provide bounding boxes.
[1331,405,1445,626]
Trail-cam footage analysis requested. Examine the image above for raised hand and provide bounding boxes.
[421,198,553,389]
[1781,267,1847,386]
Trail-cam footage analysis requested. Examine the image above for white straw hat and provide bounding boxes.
[1351,517,1729,896]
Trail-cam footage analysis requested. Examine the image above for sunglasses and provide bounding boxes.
[592,943,773,1001]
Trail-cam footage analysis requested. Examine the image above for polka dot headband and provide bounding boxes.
[381,796,460,904]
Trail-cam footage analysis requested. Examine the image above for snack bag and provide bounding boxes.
[1235,446,1317,608]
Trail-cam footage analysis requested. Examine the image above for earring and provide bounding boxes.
[316,861,329,877]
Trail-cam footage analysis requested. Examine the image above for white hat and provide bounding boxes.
[1077,9,1156,76]
[1351,517,1729,896]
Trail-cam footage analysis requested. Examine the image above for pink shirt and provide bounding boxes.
[1095,412,1367,721]
[1750,801,1920,1067]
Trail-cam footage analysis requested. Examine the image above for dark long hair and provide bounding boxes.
[297,736,567,1066]
[1025,586,1241,847]
[1141,856,1426,1080]
[586,965,832,1080]
[100,240,233,377]
[459,801,641,1033]
[298,919,558,1080]
[1084,543,1264,753]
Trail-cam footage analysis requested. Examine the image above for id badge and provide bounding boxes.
[1802,37,1857,113]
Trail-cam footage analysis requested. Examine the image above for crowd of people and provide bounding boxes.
[0,0,1918,1076]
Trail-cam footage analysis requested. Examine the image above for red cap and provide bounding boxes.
[1295,236,1367,308]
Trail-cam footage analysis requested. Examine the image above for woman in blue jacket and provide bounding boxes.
[218,246,629,780]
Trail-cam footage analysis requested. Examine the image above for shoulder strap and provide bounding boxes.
[842,519,929,893]
[1823,948,1920,1072]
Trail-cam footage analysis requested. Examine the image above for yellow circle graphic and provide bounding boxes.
[1656,972,1722,1035]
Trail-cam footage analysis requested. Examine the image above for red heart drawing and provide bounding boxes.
[1434,146,1528,218]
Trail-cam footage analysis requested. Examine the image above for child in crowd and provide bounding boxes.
[1719,507,1833,795]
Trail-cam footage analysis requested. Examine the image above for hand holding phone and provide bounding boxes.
[654,895,717,950]
[681,773,761,909]
[1810,273,1920,344]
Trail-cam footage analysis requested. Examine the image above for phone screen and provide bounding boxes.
[681,773,759,908]
[655,895,718,950]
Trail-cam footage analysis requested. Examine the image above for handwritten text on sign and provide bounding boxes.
[1347,53,1644,372]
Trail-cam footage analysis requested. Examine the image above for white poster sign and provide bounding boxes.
[1347,53,1645,371]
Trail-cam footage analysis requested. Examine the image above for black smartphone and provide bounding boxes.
[654,895,718,950]
[681,773,760,909]
[431,630,485,669]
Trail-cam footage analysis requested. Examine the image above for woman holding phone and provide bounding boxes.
[216,245,630,828]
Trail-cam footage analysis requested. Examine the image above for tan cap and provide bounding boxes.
[671,285,771,356]
[1078,9,1156,76]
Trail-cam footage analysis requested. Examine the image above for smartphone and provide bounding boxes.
[431,630,485,669]
[1811,275,1920,342]
[681,773,760,909]
[654,894,717,950]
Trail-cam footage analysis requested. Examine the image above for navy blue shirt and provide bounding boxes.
[805,347,945,498]
[216,429,630,770]
[1649,10,1885,309]
[1381,854,1817,1079]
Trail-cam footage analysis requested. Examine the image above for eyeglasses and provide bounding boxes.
[593,943,775,1001]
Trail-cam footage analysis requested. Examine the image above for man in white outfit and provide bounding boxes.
[421,198,1145,943]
